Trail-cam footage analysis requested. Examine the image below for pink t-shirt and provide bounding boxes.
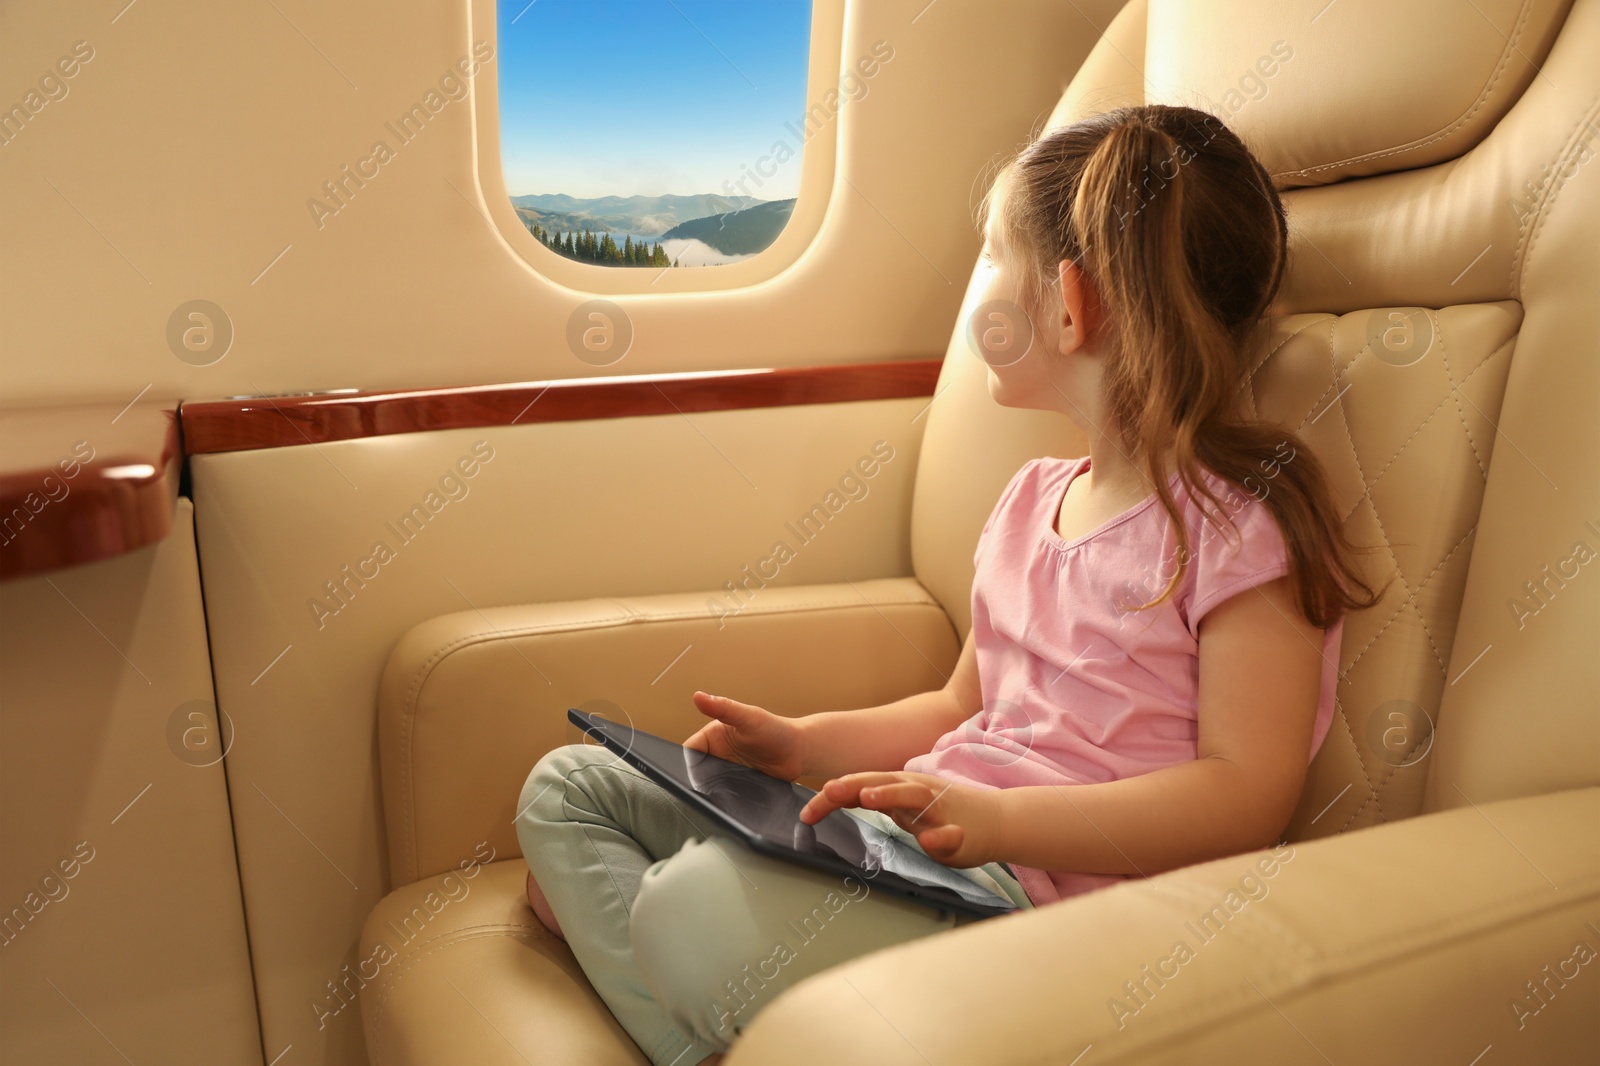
[904,456,1342,906]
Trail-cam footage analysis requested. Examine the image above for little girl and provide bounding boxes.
[516,103,1384,1066]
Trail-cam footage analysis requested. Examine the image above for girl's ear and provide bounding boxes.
[1056,259,1097,356]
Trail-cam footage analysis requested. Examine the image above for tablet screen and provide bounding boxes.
[571,711,1016,912]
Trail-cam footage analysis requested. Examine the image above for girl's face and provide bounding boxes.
[970,179,1100,430]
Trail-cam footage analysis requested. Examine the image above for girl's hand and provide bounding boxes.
[798,771,1004,869]
[684,691,807,782]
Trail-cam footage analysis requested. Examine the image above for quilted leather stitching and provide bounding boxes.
[1337,522,1478,684]
[1240,317,1326,418]
[1246,305,1518,838]
[1334,345,1510,511]
[1437,312,1491,478]
[1328,706,1392,829]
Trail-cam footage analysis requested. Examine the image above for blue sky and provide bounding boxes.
[497,0,814,200]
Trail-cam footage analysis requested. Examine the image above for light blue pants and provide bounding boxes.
[515,743,1033,1066]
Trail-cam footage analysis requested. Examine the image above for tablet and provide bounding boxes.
[567,707,1020,921]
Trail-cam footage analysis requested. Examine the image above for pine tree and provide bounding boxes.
[524,216,684,268]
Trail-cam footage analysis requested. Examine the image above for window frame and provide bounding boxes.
[469,0,844,295]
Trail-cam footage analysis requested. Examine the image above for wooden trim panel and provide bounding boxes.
[0,361,941,578]
[179,359,944,455]
[0,403,182,581]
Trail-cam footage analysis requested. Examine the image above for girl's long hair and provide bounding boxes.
[988,104,1386,628]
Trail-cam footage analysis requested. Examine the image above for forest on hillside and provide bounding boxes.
[526,223,675,267]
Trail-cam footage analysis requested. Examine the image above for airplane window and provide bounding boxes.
[496,0,815,269]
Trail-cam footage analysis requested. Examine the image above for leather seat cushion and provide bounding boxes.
[360,860,647,1065]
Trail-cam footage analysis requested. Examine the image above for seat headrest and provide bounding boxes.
[1143,0,1573,187]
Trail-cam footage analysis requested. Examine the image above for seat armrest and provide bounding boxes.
[729,788,1600,1065]
[377,577,958,886]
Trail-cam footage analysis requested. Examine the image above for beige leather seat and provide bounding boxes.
[359,1,1600,1061]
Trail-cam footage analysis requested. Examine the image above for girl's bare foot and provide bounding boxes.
[525,870,566,941]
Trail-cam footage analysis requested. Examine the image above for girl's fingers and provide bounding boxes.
[916,823,964,858]
[821,773,905,808]
[796,771,971,864]
[692,691,730,719]
[694,691,761,726]
[801,773,923,824]
[800,774,877,822]
[683,722,725,754]
[858,782,937,818]
[798,793,835,823]
[831,772,908,791]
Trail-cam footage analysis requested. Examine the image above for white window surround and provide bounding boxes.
[467,0,845,297]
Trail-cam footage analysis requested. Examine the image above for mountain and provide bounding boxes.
[660,199,797,256]
[514,206,633,238]
[507,193,767,237]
